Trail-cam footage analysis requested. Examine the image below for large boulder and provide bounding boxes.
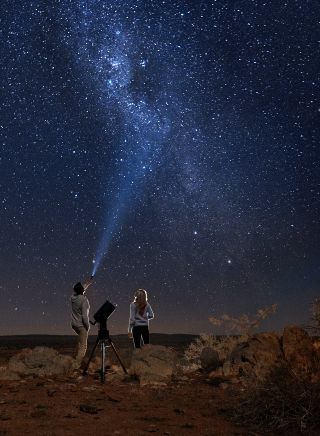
[129,345,177,386]
[200,347,220,371]
[7,347,76,377]
[223,333,283,380]
[282,326,317,372]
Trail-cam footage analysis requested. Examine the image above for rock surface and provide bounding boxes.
[223,333,283,380]
[129,345,177,385]
[200,347,220,371]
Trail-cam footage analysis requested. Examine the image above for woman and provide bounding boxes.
[128,289,154,348]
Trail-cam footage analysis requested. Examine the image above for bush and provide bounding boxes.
[182,305,277,373]
[310,298,320,334]
[233,363,320,434]
[209,304,277,337]
[183,334,245,370]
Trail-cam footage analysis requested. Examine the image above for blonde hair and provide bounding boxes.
[134,288,148,312]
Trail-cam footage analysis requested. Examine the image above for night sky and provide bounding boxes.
[1,0,319,335]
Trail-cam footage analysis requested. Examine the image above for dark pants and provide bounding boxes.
[132,325,149,348]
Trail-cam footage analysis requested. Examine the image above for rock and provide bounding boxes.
[200,347,220,371]
[79,404,98,414]
[64,413,78,419]
[208,368,223,377]
[230,377,240,384]
[143,425,159,433]
[30,405,48,418]
[282,326,317,372]
[175,375,189,382]
[223,332,283,380]
[129,345,177,385]
[174,408,185,415]
[7,347,77,377]
[222,360,238,377]
[0,367,20,381]
[105,394,120,403]
[181,423,194,429]
[206,375,227,386]
[81,386,97,392]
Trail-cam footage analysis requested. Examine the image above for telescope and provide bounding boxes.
[83,299,127,382]
[91,300,116,325]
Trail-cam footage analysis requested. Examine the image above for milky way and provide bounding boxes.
[0,0,319,334]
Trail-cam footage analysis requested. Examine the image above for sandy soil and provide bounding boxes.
[0,375,251,436]
[0,336,257,436]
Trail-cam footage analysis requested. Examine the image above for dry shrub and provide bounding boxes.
[183,305,278,372]
[209,304,277,337]
[183,334,245,370]
[233,363,320,434]
[310,298,320,334]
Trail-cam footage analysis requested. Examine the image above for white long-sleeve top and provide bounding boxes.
[128,302,154,332]
[71,293,90,331]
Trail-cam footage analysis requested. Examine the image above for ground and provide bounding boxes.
[0,335,258,436]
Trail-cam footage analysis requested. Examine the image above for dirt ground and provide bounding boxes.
[0,336,258,436]
[0,374,252,436]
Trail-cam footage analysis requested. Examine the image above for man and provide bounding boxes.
[71,278,93,366]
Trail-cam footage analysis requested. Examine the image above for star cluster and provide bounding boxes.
[0,0,319,334]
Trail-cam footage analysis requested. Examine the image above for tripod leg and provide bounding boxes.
[109,341,128,374]
[101,341,106,383]
[82,337,99,375]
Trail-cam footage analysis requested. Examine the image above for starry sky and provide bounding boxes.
[0,0,319,335]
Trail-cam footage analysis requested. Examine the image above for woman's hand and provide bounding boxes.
[128,332,133,339]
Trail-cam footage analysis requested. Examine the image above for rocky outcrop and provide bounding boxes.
[129,345,177,386]
[222,333,283,380]
[6,347,76,377]
[215,327,318,383]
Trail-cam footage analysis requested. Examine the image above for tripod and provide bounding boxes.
[83,320,127,382]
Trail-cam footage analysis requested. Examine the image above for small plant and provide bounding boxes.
[209,304,278,337]
[182,334,216,371]
[232,362,320,434]
[182,334,247,372]
[183,334,245,371]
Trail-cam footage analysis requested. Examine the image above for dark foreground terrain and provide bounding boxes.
[0,335,252,436]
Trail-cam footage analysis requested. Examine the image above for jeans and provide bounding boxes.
[72,326,88,364]
[132,325,150,348]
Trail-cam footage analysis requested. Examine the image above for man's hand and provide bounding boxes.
[83,277,94,291]
[128,332,133,339]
